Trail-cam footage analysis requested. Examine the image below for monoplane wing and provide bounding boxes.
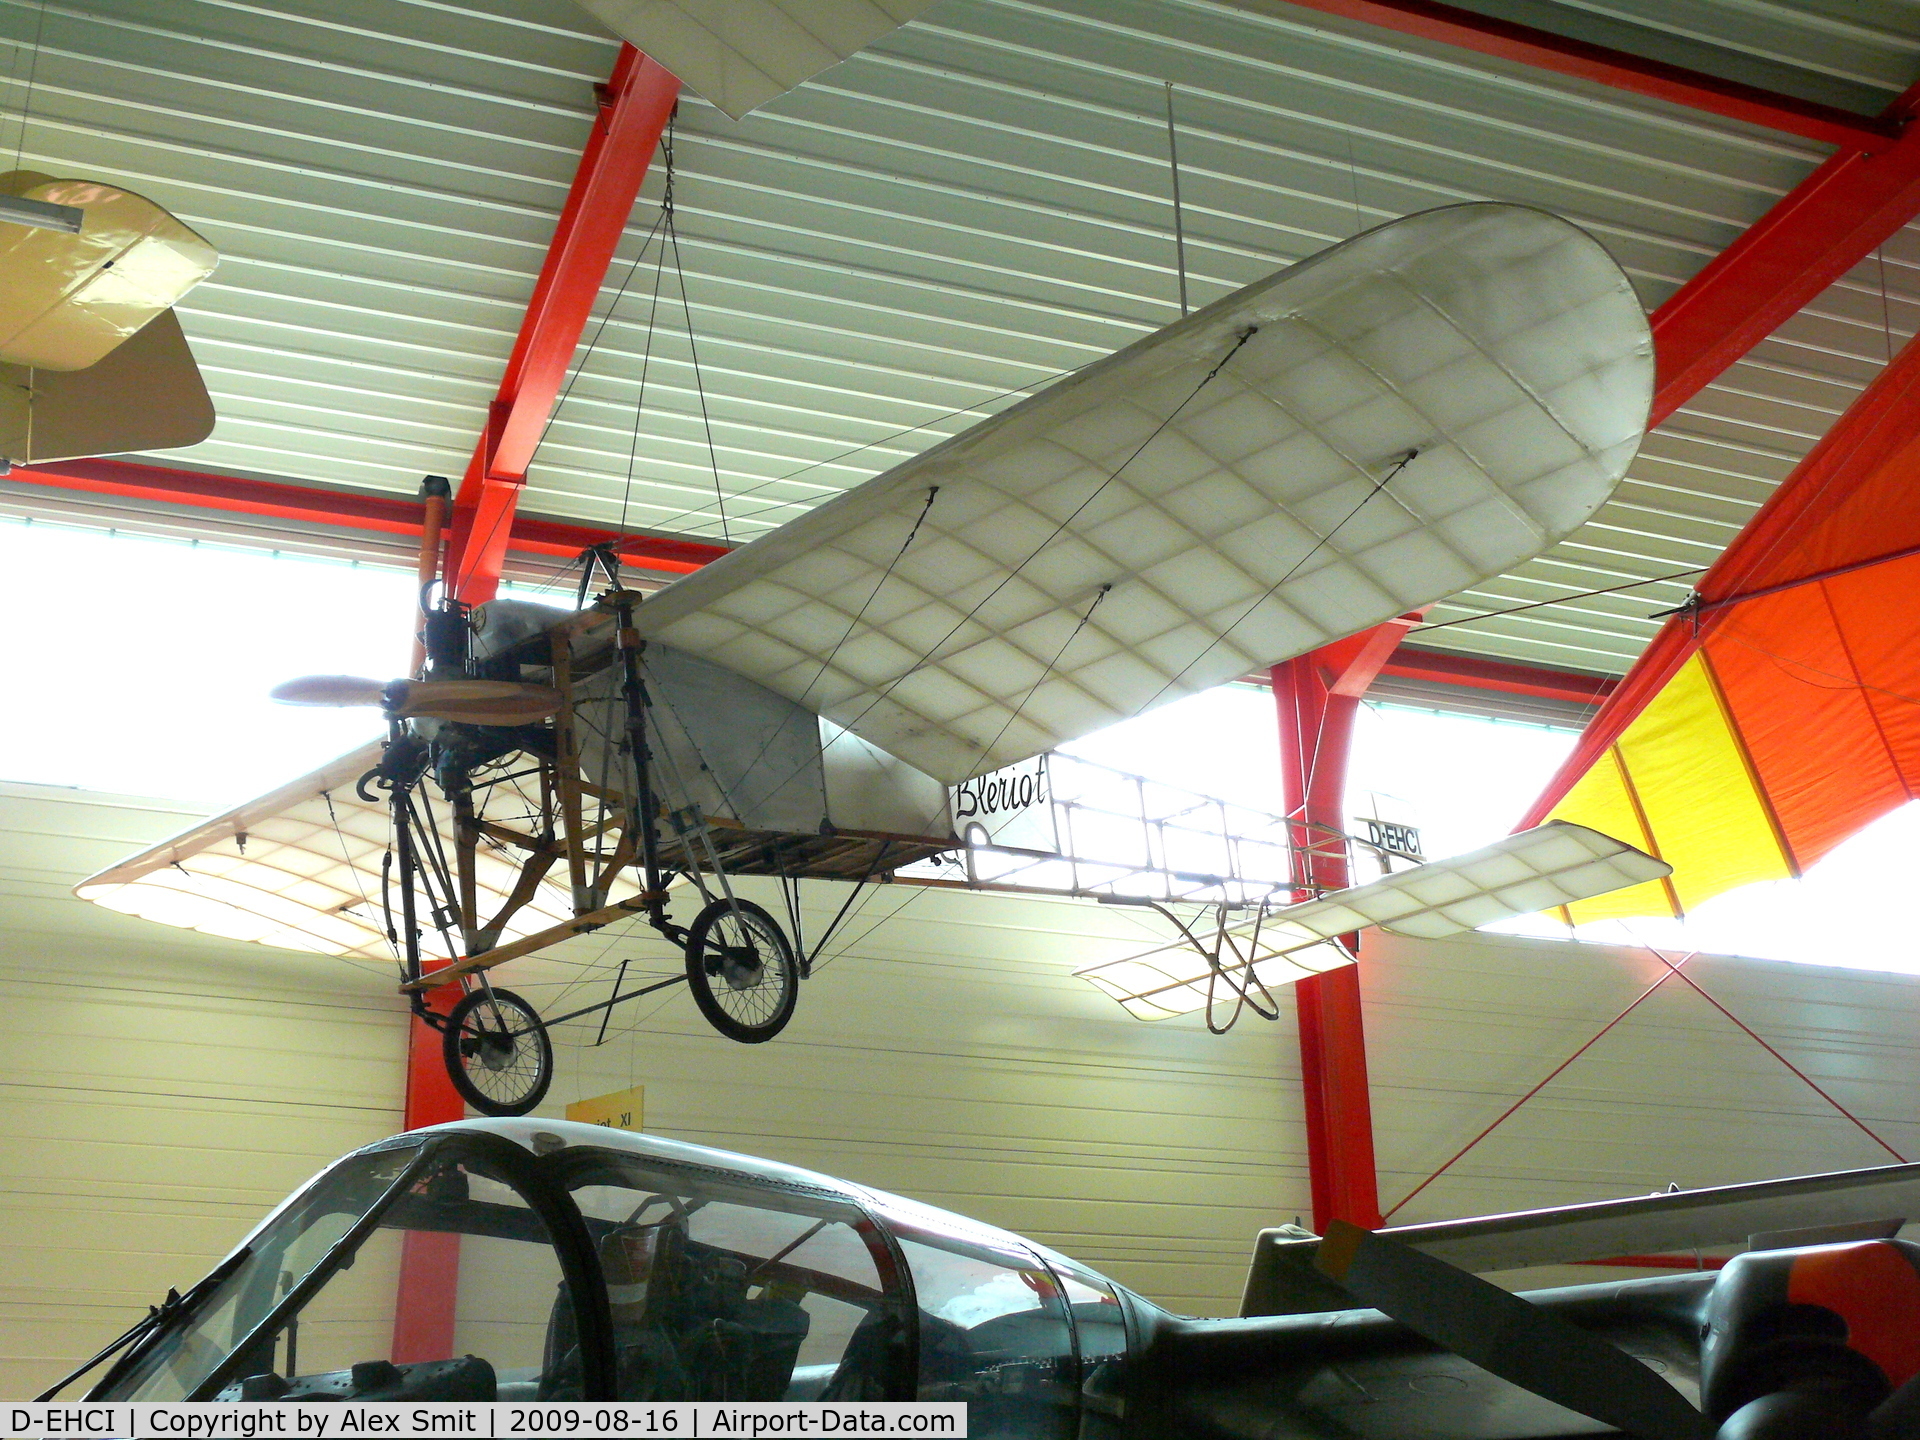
[1075,821,1670,1019]
[635,203,1653,785]
[72,742,623,962]
[574,0,939,120]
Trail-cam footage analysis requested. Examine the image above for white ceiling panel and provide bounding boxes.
[0,0,1914,679]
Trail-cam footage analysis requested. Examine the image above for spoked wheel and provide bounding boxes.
[442,987,553,1116]
[684,898,799,1043]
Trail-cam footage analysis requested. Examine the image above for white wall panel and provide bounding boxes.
[0,784,1302,1398]
[0,782,406,1401]
[8,784,1920,1397]
[1364,928,1920,1226]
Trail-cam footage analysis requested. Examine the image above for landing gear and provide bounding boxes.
[683,897,799,1043]
[374,581,840,1108]
[442,987,553,1116]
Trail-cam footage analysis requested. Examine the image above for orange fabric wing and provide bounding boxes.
[1523,341,1920,918]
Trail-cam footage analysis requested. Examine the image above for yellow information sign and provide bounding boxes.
[566,1085,644,1133]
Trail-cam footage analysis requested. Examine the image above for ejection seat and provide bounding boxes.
[594,1217,811,1401]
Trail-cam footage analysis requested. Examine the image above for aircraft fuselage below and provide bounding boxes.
[65,1120,1920,1440]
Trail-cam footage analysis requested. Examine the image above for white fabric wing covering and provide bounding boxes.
[1076,930,1354,1023]
[637,203,1653,786]
[1075,822,1670,1020]
[1262,820,1673,941]
[574,0,938,119]
[72,743,627,962]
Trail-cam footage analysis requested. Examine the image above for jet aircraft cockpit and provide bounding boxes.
[81,1119,1134,1437]
[71,1117,1920,1438]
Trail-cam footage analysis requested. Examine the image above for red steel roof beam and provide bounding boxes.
[13,457,433,536]
[1378,647,1618,706]
[1277,5,1920,422]
[510,513,723,572]
[445,45,684,603]
[1240,648,1616,706]
[7,457,727,576]
[1652,81,1920,422]
[1276,0,1903,152]
[1228,26,1920,839]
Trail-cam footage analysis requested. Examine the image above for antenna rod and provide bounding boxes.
[1165,80,1189,318]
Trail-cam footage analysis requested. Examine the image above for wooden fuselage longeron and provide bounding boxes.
[398,589,958,992]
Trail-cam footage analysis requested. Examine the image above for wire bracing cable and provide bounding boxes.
[736,327,1262,815]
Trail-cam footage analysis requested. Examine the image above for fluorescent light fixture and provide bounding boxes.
[0,193,82,233]
[1076,822,1670,1020]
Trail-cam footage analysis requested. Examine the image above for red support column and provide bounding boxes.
[389,45,682,1357]
[392,980,464,1363]
[1272,616,1419,1231]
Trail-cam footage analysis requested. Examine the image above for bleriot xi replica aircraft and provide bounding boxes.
[42,1117,1920,1439]
[74,202,1673,1114]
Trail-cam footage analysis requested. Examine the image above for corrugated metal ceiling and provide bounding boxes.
[4,0,1918,676]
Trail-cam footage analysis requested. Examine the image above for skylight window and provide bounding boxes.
[7,521,1913,975]
[0,520,411,804]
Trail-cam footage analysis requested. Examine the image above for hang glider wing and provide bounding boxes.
[635,203,1653,786]
[573,0,938,120]
[72,742,627,962]
[1523,331,1920,923]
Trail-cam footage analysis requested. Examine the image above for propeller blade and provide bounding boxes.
[389,680,563,726]
[269,674,389,708]
[271,676,561,725]
[1316,1220,1705,1440]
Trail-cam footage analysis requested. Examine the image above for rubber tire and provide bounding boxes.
[442,987,554,1116]
[683,898,799,1043]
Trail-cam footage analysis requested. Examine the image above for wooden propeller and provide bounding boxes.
[270,675,562,726]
